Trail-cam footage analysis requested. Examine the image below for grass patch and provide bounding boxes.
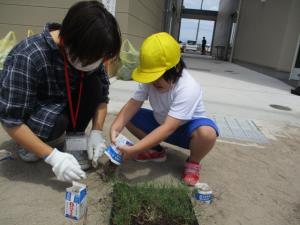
[110,182,199,225]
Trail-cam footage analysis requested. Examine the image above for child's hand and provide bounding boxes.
[110,129,119,146]
[117,145,137,161]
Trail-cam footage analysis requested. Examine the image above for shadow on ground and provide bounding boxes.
[119,147,189,185]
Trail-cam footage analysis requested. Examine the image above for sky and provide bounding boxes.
[179,0,220,45]
[183,0,220,11]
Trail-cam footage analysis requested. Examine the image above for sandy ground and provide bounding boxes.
[0,113,299,225]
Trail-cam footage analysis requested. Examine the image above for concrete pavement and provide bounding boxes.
[109,56,300,123]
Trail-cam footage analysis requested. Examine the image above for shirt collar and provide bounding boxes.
[43,23,61,50]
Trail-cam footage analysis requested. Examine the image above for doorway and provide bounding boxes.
[179,18,215,55]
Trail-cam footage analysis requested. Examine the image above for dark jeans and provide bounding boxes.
[45,73,108,145]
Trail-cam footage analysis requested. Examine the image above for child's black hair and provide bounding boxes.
[162,58,186,83]
[59,1,121,65]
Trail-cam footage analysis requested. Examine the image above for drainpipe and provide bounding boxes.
[229,0,242,62]
[177,0,183,40]
[164,0,171,32]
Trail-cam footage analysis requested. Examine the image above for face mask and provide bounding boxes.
[69,58,103,71]
[65,49,102,71]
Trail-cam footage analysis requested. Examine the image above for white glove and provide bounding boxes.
[87,130,106,168]
[45,148,86,182]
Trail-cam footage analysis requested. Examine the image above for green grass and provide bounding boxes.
[110,182,199,225]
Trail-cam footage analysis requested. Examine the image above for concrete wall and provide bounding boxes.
[0,0,81,41]
[233,0,300,72]
[0,0,166,50]
[116,0,166,49]
[212,0,239,58]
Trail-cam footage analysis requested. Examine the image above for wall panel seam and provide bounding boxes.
[128,13,161,31]
[152,0,163,12]
[121,32,146,39]
[116,11,131,14]
[0,3,68,9]
[0,22,43,27]
[136,0,162,18]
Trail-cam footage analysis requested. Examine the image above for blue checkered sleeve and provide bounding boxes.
[0,53,38,127]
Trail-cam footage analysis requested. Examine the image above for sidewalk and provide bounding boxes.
[0,57,299,225]
[109,56,300,123]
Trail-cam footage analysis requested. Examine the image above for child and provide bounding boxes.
[110,32,219,186]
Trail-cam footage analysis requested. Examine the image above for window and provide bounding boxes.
[179,18,199,43]
[196,20,215,47]
[202,0,220,11]
[183,0,220,11]
[183,0,201,10]
[179,19,214,47]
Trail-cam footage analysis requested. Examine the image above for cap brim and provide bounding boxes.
[132,67,166,83]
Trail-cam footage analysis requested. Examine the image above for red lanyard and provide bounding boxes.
[62,50,84,129]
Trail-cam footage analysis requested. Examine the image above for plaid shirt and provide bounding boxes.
[0,23,109,139]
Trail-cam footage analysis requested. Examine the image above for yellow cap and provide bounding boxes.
[132,32,180,83]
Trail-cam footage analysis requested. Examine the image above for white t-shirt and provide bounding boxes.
[132,69,206,124]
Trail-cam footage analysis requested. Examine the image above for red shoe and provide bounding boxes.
[135,149,167,162]
[182,161,201,186]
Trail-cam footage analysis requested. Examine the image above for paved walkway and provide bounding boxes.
[109,56,300,123]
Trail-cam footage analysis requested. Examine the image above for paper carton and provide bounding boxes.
[65,182,87,220]
[104,134,133,165]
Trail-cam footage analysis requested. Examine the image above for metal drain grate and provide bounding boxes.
[269,104,292,111]
[211,116,268,143]
[188,67,211,72]
[224,70,239,74]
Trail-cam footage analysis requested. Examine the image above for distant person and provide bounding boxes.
[110,33,219,186]
[202,37,207,55]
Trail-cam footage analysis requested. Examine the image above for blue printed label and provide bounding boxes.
[104,134,133,165]
[194,192,212,203]
[105,146,123,164]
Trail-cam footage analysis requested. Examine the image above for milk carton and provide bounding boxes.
[65,182,87,220]
[104,134,133,165]
[193,182,213,204]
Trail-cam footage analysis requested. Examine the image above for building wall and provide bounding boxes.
[116,0,166,49]
[0,0,81,40]
[0,0,166,50]
[233,0,300,72]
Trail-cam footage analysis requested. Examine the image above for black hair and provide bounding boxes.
[162,58,186,83]
[59,1,121,65]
